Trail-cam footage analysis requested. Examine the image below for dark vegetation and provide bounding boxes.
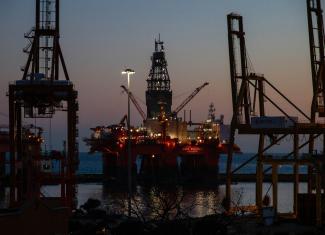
[69,188,251,235]
[69,187,324,235]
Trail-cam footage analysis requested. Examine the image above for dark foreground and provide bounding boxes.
[70,198,324,235]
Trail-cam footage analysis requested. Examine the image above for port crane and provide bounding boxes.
[307,0,325,118]
[225,1,325,225]
[8,0,78,210]
[307,0,325,195]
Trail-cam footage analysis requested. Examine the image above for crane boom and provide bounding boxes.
[172,82,209,115]
[119,114,127,126]
[121,85,146,120]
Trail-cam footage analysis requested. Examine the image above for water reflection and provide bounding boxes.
[76,182,308,216]
[98,184,224,219]
[0,182,308,216]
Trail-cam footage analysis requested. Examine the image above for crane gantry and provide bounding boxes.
[225,1,325,225]
[8,0,78,210]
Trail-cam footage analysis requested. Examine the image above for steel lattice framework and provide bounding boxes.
[146,37,173,118]
[225,1,325,225]
[8,0,78,210]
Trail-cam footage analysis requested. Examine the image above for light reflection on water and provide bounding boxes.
[0,183,308,217]
[77,182,308,215]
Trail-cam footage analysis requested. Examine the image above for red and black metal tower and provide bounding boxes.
[8,0,78,209]
[146,37,173,118]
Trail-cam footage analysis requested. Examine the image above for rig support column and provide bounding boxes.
[226,126,235,210]
[9,85,16,206]
[256,135,264,211]
[293,134,299,216]
[316,163,322,226]
[272,163,278,213]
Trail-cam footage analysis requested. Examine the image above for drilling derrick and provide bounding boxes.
[146,37,172,119]
[8,0,78,210]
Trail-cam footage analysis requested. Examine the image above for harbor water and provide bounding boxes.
[0,152,309,217]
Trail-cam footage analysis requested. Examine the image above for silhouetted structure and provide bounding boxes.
[226,1,325,225]
[146,37,172,118]
[8,0,78,210]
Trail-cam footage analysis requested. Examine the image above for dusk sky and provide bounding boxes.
[0,0,315,152]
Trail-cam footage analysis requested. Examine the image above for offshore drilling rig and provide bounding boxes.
[85,37,239,184]
[225,0,325,226]
[0,0,78,234]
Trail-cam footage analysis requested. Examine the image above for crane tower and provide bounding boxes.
[8,0,78,210]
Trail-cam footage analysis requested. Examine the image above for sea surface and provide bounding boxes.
[3,152,308,174]
[75,152,308,175]
[0,152,309,216]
